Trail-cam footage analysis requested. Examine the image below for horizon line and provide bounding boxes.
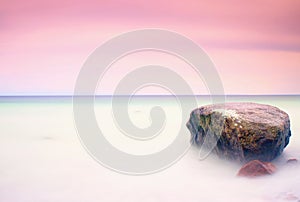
[0,94,300,97]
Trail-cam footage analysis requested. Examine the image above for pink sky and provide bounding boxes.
[1,0,300,95]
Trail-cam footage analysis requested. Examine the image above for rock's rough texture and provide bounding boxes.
[186,102,291,162]
[237,160,276,177]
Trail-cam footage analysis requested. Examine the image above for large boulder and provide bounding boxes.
[186,102,291,162]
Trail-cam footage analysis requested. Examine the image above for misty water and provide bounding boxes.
[1,95,299,202]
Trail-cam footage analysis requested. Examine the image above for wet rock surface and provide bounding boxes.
[287,158,298,164]
[186,102,291,162]
[237,160,276,177]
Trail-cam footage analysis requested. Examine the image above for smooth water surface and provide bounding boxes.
[0,95,299,202]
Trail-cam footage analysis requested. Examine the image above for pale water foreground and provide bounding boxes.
[1,95,300,202]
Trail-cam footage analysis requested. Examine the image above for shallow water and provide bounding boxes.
[0,95,299,202]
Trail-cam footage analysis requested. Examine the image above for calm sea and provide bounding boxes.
[0,95,299,202]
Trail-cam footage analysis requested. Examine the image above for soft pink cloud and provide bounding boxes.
[1,0,300,95]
